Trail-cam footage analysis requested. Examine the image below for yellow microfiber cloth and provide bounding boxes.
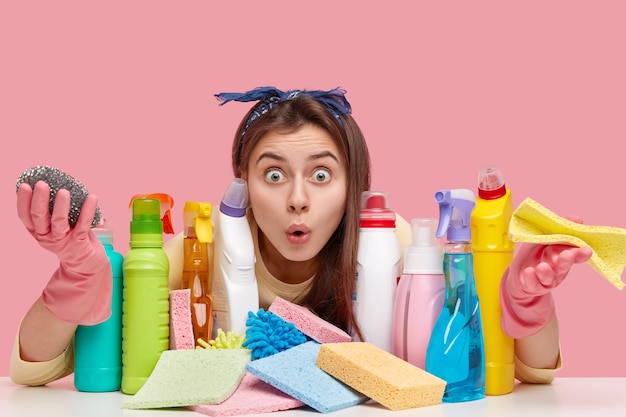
[122,349,251,409]
[509,197,626,290]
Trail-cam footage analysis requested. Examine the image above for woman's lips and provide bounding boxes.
[287,224,311,245]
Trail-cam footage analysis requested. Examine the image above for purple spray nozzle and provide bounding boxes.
[434,189,476,242]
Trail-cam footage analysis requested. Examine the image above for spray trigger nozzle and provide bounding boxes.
[434,189,476,241]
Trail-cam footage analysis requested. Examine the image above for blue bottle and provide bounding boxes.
[74,220,124,392]
[425,189,485,402]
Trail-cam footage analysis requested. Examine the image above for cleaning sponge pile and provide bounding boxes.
[142,291,446,414]
[244,298,446,412]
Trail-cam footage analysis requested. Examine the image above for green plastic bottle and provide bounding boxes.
[121,198,170,395]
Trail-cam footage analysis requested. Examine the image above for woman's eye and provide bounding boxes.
[265,169,284,183]
[312,169,331,183]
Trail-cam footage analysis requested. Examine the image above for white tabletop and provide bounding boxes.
[1,376,625,417]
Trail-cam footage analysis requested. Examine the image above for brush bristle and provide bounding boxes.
[16,165,102,228]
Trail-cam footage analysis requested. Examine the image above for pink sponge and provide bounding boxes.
[169,289,195,350]
[191,372,304,416]
[268,296,352,343]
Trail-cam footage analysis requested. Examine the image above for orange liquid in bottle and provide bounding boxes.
[183,232,213,345]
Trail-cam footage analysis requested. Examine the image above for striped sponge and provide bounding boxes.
[316,342,446,410]
[246,341,367,413]
[268,296,352,343]
[169,289,195,350]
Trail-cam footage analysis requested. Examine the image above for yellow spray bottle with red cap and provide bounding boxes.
[470,166,515,395]
[182,201,214,346]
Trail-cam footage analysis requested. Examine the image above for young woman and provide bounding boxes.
[10,87,592,387]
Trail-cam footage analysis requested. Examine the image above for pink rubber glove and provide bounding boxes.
[500,236,593,339]
[17,181,112,325]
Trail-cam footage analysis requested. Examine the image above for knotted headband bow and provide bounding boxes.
[215,87,352,158]
[215,86,351,128]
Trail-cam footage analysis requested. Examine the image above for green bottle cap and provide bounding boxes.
[130,198,163,235]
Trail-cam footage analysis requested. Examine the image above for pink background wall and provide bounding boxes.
[1,1,624,377]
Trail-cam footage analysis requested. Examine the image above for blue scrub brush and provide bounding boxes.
[243,309,307,360]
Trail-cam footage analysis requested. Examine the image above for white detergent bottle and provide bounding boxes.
[354,191,402,353]
[392,218,445,369]
[211,178,258,337]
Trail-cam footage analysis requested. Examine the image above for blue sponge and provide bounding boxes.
[245,341,367,413]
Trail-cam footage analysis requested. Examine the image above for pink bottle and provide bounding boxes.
[392,218,445,369]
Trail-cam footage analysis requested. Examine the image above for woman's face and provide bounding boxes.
[245,124,347,263]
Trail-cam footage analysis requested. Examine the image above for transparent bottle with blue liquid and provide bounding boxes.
[425,189,485,402]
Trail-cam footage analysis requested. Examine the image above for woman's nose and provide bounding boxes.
[288,181,309,213]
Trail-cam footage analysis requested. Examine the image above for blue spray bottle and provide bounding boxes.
[425,189,485,402]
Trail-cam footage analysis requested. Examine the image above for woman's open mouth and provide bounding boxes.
[287,225,311,245]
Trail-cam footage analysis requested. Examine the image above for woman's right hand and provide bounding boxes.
[16,180,112,325]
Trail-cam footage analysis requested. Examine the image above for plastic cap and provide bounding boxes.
[359,191,396,228]
[93,218,113,245]
[220,178,249,217]
[130,198,163,235]
[404,218,443,274]
[477,165,506,200]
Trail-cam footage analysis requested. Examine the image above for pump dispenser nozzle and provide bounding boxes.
[404,218,443,274]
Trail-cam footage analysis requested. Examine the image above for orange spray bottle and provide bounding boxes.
[182,201,214,346]
[470,166,515,395]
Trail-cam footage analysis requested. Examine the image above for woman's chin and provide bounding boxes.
[278,245,320,264]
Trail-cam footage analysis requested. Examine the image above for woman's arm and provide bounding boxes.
[13,182,111,364]
[514,314,560,370]
[17,297,77,362]
[501,243,592,372]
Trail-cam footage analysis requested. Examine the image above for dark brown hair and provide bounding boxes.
[231,95,370,338]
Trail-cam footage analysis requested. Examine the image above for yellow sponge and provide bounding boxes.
[509,197,626,290]
[316,342,446,410]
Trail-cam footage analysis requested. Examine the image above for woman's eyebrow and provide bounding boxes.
[309,151,339,163]
[255,150,339,166]
[255,152,286,166]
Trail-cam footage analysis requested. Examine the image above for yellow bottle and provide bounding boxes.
[182,201,214,346]
[470,166,515,396]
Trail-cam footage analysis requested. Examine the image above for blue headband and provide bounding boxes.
[215,87,352,148]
